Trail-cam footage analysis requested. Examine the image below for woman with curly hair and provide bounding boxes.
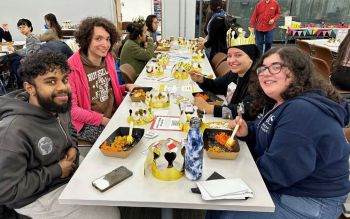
[208,47,350,218]
[37,13,62,42]
[68,17,136,144]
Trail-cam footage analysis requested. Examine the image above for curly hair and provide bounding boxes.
[44,13,62,39]
[74,17,120,55]
[249,47,342,116]
[18,50,70,85]
[145,15,157,33]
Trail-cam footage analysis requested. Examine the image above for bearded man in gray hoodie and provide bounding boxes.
[0,51,120,219]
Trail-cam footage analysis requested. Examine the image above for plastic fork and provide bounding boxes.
[127,121,134,144]
[225,124,239,148]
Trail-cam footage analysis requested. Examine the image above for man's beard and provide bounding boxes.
[36,90,72,114]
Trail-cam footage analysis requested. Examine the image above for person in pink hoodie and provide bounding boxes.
[68,17,135,144]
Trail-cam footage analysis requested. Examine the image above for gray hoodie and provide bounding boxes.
[0,90,78,208]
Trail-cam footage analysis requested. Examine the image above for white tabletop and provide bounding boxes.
[59,47,274,212]
[301,39,339,53]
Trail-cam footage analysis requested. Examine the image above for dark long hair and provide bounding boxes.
[334,30,350,69]
[145,15,157,33]
[44,13,62,39]
[126,23,144,40]
[249,47,342,116]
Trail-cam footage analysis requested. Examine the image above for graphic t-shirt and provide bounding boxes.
[80,53,116,119]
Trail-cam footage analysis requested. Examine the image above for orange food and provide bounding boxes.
[195,93,209,101]
[214,132,230,146]
[131,89,146,98]
[101,136,130,152]
[208,146,225,152]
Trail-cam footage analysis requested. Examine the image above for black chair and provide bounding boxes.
[0,205,31,219]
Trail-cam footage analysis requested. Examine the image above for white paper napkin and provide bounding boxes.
[196,178,254,200]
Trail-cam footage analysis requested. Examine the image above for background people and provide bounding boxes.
[250,0,281,54]
[37,13,63,42]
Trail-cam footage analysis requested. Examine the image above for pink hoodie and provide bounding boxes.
[68,51,126,132]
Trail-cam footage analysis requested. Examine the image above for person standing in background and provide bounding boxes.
[0,23,12,42]
[250,0,281,54]
[197,0,228,61]
[37,13,63,42]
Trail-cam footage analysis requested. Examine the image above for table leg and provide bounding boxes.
[161,208,173,219]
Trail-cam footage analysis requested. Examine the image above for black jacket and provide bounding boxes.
[198,70,254,120]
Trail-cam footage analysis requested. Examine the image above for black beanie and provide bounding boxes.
[229,44,260,62]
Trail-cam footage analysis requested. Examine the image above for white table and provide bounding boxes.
[301,39,339,53]
[59,48,274,215]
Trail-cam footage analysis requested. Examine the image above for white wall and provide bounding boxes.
[162,0,196,39]
[0,0,116,41]
[121,0,153,21]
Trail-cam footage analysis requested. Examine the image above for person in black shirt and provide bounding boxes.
[189,43,260,121]
[0,23,12,42]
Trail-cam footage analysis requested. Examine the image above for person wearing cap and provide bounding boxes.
[250,0,281,54]
[189,32,260,121]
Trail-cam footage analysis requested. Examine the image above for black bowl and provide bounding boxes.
[102,127,145,151]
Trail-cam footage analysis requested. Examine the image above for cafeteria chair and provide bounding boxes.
[120,64,137,84]
[210,52,227,72]
[313,44,333,71]
[296,40,312,56]
[311,57,331,81]
[215,61,230,76]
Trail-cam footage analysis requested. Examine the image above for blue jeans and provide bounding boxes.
[255,30,274,54]
[206,193,347,219]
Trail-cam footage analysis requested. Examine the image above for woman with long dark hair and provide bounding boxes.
[120,22,155,76]
[37,13,62,42]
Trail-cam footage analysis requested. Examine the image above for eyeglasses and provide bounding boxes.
[256,62,287,76]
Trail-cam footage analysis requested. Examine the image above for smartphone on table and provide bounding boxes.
[92,166,133,192]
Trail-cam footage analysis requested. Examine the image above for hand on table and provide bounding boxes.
[228,116,248,137]
[125,84,140,92]
[194,97,214,114]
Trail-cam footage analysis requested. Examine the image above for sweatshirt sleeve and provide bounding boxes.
[198,72,233,95]
[250,5,257,28]
[0,136,61,205]
[273,2,281,22]
[130,41,155,62]
[256,103,317,191]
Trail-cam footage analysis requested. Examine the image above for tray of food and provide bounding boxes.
[100,127,145,158]
[130,87,153,102]
[192,91,224,106]
[203,128,240,160]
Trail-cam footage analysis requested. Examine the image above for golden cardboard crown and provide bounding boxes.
[227,27,255,47]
